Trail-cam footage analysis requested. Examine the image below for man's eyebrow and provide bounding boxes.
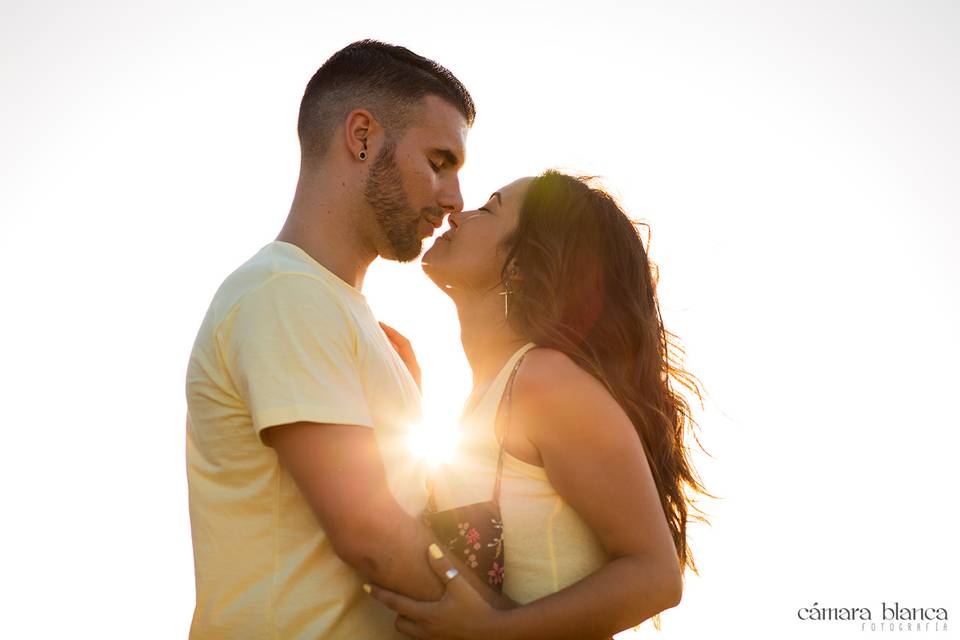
[433,148,461,167]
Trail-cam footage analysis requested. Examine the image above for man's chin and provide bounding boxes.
[383,240,424,263]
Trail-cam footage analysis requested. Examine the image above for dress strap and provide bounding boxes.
[493,351,529,503]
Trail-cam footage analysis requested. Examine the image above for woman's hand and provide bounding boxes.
[379,321,422,390]
[365,545,508,640]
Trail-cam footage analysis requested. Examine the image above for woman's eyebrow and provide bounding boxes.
[489,192,502,205]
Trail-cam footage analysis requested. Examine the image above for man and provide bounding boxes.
[185,40,474,638]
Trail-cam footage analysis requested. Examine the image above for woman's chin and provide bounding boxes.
[421,262,450,291]
[421,240,447,270]
[421,262,458,295]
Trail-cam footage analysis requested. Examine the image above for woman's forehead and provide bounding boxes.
[494,177,535,206]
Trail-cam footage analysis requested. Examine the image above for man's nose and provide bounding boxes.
[438,175,464,214]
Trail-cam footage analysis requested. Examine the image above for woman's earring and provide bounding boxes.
[498,281,512,319]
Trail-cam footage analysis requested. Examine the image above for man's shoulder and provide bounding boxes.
[217,243,348,312]
[189,244,342,348]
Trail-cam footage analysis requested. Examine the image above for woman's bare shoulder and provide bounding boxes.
[513,348,628,441]
[516,347,607,394]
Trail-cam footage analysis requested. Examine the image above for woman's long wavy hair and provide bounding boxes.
[501,170,709,576]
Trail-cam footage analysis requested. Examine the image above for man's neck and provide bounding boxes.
[454,290,530,390]
[277,171,377,290]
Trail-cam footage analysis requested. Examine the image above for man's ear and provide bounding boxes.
[343,108,378,160]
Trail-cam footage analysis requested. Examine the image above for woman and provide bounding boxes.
[369,171,707,639]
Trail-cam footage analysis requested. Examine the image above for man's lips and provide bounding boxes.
[418,218,442,240]
[423,214,443,229]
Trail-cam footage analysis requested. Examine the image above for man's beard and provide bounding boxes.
[363,142,426,262]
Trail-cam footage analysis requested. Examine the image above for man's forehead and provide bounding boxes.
[409,96,469,160]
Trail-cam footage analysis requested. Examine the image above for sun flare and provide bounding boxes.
[406,416,462,467]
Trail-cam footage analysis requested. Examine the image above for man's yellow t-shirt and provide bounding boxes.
[185,241,425,639]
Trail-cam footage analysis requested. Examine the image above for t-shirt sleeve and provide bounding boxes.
[222,274,374,440]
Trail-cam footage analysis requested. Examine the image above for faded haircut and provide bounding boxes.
[297,39,475,161]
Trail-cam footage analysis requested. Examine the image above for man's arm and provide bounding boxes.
[263,422,446,600]
[226,277,508,605]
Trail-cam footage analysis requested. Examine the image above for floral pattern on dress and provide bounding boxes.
[423,502,506,590]
[488,561,504,586]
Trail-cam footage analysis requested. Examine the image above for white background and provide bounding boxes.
[1,1,957,638]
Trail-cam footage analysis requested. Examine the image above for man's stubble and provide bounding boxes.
[363,141,427,262]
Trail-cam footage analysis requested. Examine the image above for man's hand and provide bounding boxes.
[380,321,422,389]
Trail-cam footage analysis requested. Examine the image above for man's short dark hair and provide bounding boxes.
[297,40,476,161]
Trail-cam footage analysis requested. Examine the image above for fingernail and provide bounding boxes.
[428,543,444,560]
[362,583,372,594]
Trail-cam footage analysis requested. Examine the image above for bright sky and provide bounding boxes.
[1,1,958,638]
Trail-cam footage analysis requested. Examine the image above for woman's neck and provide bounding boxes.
[454,289,530,390]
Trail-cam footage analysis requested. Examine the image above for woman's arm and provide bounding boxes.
[367,348,683,639]
[489,347,683,639]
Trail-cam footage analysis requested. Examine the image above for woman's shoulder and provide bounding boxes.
[510,347,636,457]
[513,348,619,430]
[517,347,605,392]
